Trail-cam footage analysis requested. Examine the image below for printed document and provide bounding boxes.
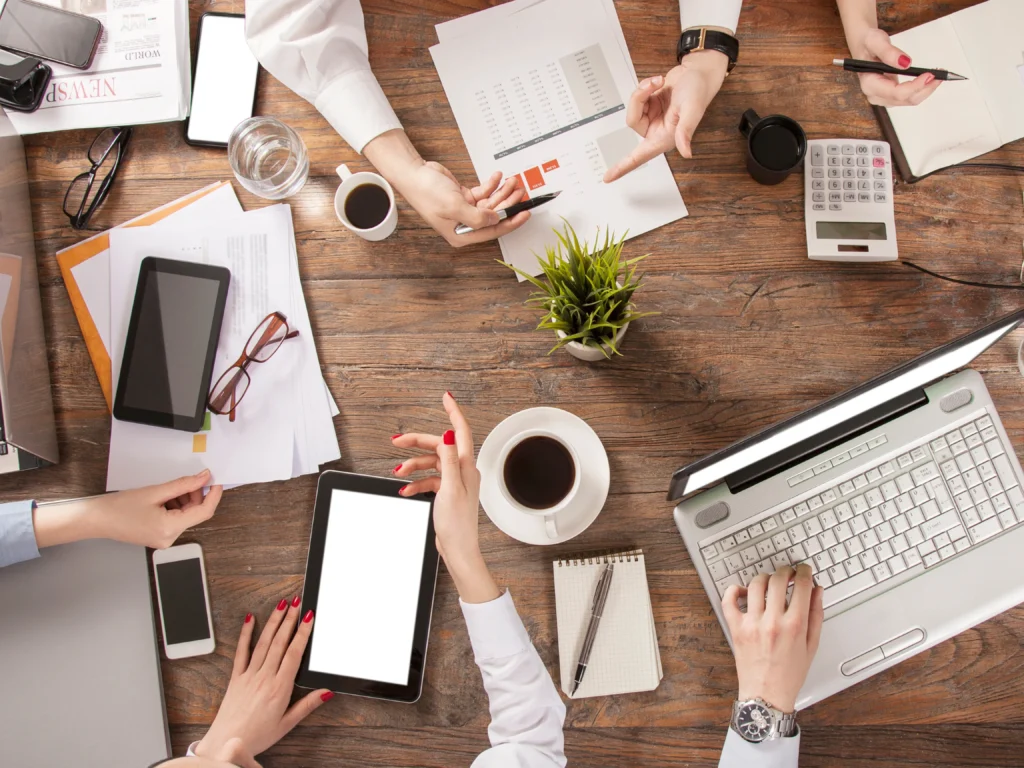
[430,0,686,278]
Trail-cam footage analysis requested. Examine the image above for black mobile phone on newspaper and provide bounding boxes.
[0,0,102,70]
[185,13,259,148]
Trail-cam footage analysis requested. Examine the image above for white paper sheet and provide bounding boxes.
[430,0,686,279]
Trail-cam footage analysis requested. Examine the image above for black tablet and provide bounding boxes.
[112,257,230,432]
[297,471,439,703]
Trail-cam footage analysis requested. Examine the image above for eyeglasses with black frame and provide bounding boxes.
[208,311,300,422]
[63,126,133,230]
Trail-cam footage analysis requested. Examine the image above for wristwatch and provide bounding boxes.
[677,27,740,73]
[730,698,797,743]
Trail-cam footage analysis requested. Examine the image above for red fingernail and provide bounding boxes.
[321,691,335,702]
[303,610,314,623]
[446,390,454,400]
[244,612,253,624]
[291,595,300,608]
[276,599,287,611]
[443,430,455,445]
[394,464,403,473]
[400,485,409,496]
[392,434,402,440]
[898,55,911,68]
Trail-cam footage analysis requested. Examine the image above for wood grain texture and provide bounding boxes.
[11,0,1024,765]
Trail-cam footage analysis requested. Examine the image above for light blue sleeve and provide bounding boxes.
[0,500,39,568]
[719,727,801,768]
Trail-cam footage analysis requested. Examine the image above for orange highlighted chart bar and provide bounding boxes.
[523,166,545,190]
[542,159,560,172]
[515,174,529,199]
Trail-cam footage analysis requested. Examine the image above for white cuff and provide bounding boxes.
[186,741,201,757]
[459,591,531,662]
[680,0,742,35]
[315,69,402,154]
[719,728,801,768]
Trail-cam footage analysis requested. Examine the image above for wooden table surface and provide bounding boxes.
[12,0,1024,765]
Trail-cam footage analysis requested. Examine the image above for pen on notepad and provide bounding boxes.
[571,561,615,696]
[832,58,967,81]
[454,190,561,236]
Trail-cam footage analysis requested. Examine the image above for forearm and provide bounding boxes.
[31,498,99,549]
[443,546,501,604]
[362,129,426,194]
[836,0,878,57]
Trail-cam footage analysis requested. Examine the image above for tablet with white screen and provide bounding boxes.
[297,471,439,702]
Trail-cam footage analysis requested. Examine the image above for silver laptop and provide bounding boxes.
[670,309,1024,708]
[0,532,171,766]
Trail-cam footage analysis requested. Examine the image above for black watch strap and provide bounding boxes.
[677,28,739,72]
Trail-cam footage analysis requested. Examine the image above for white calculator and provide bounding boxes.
[805,139,898,262]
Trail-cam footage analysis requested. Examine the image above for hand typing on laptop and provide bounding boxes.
[0,470,223,569]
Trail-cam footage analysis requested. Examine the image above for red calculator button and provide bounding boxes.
[873,157,886,168]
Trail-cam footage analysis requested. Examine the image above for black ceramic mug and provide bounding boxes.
[739,109,807,185]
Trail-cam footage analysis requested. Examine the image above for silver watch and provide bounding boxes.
[730,698,797,743]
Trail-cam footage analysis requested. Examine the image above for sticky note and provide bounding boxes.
[192,434,207,453]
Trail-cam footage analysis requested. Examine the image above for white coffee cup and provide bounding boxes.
[334,164,397,241]
[497,429,581,540]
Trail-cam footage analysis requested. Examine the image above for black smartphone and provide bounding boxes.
[0,0,102,70]
[184,13,259,148]
[112,257,230,433]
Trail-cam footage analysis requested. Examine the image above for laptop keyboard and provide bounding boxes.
[702,413,1024,611]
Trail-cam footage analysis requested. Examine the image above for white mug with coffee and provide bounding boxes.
[334,164,397,241]
[497,429,580,540]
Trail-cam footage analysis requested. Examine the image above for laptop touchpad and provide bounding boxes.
[841,627,926,676]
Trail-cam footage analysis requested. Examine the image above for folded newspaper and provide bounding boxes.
[6,0,190,134]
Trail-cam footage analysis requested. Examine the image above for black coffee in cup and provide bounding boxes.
[503,435,576,509]
[738,109,807,185]
[344,183,391,229]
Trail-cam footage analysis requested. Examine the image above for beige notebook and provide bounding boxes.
[553,549,662,699]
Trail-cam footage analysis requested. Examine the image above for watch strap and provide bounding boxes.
[775,710,797,738]
[677,28,739,72]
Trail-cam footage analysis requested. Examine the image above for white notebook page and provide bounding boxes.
[554,552,662,698]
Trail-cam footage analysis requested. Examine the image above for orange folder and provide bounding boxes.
[55,182,229,410]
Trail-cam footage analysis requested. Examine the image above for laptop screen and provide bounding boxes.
[668,309,1024,501]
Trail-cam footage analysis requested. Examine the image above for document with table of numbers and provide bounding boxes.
[430,0,687,279]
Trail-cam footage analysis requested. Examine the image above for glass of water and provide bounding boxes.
[227,117,309,200]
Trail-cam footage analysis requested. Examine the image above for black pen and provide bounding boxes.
[454,190,561,236]
[832,58,967,81]
[571,561,615,697]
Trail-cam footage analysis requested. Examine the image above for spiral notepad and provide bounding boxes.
[553,549,662,698]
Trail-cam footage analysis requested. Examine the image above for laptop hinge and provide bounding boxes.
[726,388,929,495]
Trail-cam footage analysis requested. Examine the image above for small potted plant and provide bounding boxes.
[504,222,656,361]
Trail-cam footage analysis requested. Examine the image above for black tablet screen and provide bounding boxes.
[306,489,431,685]
[121,270,224,417]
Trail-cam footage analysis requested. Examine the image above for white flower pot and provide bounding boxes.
[557,322,630,362]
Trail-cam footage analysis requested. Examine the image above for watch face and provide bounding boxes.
[736,702,774,742]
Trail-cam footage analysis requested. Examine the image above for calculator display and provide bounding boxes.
[816,222,887,240]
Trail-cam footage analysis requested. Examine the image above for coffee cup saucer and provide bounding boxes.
[477,407,610,546]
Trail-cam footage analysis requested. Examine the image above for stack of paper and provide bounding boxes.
[56,184,340,491]
[431,0,687,279]
[8,0,191,134]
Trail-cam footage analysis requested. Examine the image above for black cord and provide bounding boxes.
[903,260,1024,290]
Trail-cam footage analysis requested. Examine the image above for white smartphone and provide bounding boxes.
[152,543,216,659]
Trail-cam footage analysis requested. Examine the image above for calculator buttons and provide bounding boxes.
[843,156,855,166]
[856,145,869,154]
[843,180,855,190]
[829,203,842,210]
[857,168,869,178]
[829,180,841,190]
[829,168,840,178]
[857,156,869,166]
[829,192,841,202]
[872,145,884,155]
[813,192,825,202]
[813,203,825,211]
[812,180,824,190]
[859,193,871,202]
[828,145,840,155]
[842,144,855,155]
[829,156,841,166]
[873,168,886,179]
[844,192,856,202]
[843,169,854,178]
[872,157,886,168]
[812,168,824,178]
[811,146,825,165]
[859,180,870,190]
[874,181,886,190]
[875,193,887,202]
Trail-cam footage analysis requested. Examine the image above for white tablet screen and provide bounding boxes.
[307,490,431,685]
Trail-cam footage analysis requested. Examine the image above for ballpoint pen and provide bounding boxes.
[571,561,615,696]
[832,58,967,81]
[454,190,561,236]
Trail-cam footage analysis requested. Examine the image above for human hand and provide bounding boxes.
[603,49,729,182]
[847,27,940,107]
[391,392,500,604]
[721,563,824,712]
[195,597,333,761]
[363,129,530,246]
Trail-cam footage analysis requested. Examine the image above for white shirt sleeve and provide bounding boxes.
[244,0,402,153]
[718,727,801,768]
[679,0,743,34]
[461,591,566,768]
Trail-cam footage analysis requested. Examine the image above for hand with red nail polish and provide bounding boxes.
[838,1,941,107]
[193,597,332,762]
